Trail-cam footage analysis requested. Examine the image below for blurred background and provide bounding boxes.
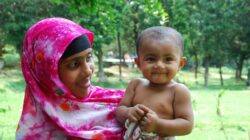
[0,0,249,139]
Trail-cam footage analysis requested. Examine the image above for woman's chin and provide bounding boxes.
[73,87,90,99]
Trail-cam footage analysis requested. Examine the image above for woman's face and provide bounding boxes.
[58,48,94,98]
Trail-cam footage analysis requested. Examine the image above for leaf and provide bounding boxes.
[0,108,6,113]
[237,126,246,132]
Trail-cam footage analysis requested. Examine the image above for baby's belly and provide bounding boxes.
[138,100,174,119]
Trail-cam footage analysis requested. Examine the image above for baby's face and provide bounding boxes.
[58,48,94,98]
[136,38,185,85]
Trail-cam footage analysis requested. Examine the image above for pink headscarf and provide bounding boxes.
[16,18,124,140]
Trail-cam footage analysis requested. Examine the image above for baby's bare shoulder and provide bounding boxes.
[127,78,147,90]
[130,78,148,85]
[171,82,190,95]
[170,82,192,107]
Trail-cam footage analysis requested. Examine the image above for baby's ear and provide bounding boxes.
[179,57,187,69]
[134,58,140,68]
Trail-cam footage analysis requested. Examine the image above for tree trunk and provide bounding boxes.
[133,19,138,46]
[117,30,122,81]
[97,50,106,82]
[219,64,224,86]
[247,68,250,86]
[17,42,23,56]
[235,54,245,80]
[194,52,199,84]
[204,57,210,86]
[0,44,3,59]
[0,44,3,70]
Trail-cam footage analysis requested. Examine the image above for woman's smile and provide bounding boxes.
[77,77,91,88]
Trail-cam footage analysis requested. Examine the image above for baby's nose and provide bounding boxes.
[155,61,165,68]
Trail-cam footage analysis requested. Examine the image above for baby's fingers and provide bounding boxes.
[128,107,143,122]
[129,115,139,122]
[139,116,155,132]
[137,104,151,114]
[135,107,146,117]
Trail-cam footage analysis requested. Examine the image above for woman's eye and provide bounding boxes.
[86,54,93,62]
[67,61,80,69]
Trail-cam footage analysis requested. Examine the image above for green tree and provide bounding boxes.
[57,0,127,81]
[0,0,72,55]
[171,0,202,84]
[226,0,250,80]
[56,0,169,81]
[122,0,169,53]
[170,0,250,86]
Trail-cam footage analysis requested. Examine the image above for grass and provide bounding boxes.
[182,90,250,140]
[0,68,24,139]
[0,65,250,140]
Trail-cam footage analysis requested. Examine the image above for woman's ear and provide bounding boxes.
[134,58,140,68]
[179,57,187,70]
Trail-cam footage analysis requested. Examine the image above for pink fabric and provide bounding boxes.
[16,17,124,140]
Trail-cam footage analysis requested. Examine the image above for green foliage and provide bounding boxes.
[0,0,72,53]
[0,0,249,85]
[2,54,19,67]
[2,44,16,54]
[170,0,250,83]
[2,45,20,67]
[121,0,169,53]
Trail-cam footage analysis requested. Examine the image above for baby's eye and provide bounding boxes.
[67,60,80,69]
[165,57,173,61]
[145,57,156,62]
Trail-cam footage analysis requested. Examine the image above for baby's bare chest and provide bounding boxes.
[132,88,175,119]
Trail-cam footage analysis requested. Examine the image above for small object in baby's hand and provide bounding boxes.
[124,120,138,140]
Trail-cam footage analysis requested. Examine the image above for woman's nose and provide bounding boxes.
[81,62,92,76]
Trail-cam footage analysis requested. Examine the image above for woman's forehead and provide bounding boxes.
[60,48,92,62]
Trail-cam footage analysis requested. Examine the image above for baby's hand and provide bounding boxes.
[139,110,158,132]
[128,104,149,122]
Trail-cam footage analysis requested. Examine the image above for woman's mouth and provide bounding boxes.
[77,77,91,88]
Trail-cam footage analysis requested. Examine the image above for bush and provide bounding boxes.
[2,44,20,67]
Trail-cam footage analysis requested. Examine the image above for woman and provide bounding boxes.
[16,17,124,140]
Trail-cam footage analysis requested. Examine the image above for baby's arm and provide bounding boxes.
[115,79,149,124]
[140,84,193,136]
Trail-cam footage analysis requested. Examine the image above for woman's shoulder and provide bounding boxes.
[86,85,125,103]
[90,85,125,96]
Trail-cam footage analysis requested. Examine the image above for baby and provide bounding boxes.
[116,26,194,140]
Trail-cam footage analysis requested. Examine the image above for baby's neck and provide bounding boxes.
[148,80,176,89]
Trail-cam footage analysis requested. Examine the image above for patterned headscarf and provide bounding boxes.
[16,17,124,140]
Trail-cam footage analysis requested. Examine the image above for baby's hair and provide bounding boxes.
[136,26,184,55]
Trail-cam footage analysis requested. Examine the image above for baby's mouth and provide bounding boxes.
[152,72,166,75]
